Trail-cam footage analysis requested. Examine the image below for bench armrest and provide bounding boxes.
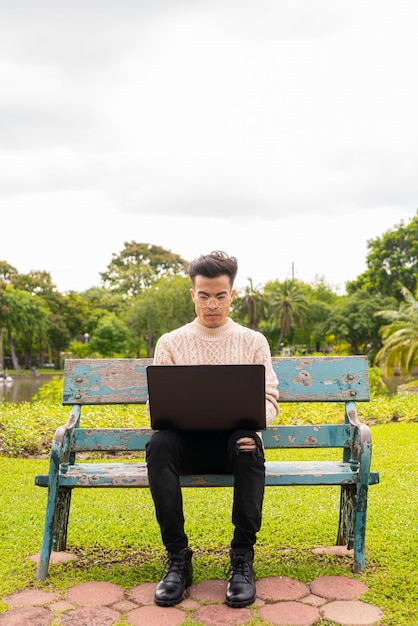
[50,405,81,472]
[345,400,372,475]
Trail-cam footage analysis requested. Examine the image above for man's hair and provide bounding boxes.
[188,251,238,286]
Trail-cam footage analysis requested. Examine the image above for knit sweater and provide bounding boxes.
[153,318,279,425]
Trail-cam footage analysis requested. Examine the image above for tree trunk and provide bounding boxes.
[8,331,20,370]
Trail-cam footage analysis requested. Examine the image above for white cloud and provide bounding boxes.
[0,1,417,293]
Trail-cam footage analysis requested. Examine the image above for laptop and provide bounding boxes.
[146,364,266,431]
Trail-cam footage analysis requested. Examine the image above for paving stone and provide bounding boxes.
[66,581,124,606]
[311,575,369,600]
[180,597,202,609]
[299,593,328,607]
[0,606,54,626]
[257,576,310,602]
[0,575,385,626]
[112,598,138,612]
[193,603,253,626]
[321,599,384,625]
[60,605,121,625]
[312,545,354,557]
[126,605,187,625]
[128,581,157,605]
[189,579,227,603]
[29,551,77,564]
[3,589,58,607]
[258,601,320,626]
[48,600,75,611]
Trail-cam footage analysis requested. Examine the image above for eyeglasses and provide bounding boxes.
[194,293,231,308]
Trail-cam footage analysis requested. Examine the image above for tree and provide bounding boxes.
[232,279,266,330]
[0,261,18,284]
[11,270,57,296]
[324,291,396,356]
[88,313,130,357]
[290,278,339,352]
[264,280,308,354]
[347,212,418,300]
[124,275,194,356]
[374,284,418,376]
[100,242,189,296]
[0,285,50,369]
[10,271,69,367]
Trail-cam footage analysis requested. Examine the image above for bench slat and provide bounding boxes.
[272,356,370,402]
[62,356,370,405]
[71,424,352,451]
[35,461,380,489]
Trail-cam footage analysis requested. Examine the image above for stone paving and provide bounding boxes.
[0,551,384,626]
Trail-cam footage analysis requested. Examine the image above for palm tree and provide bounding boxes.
[266,280,308,354]
[232,279,266,330]
[375,283,418,376]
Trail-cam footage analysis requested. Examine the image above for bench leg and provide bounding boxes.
[337,483,369,572]
[353,480,369,573]
[36,476,60,581]
[52,488,72,551]
[337,485,356,549]
[36,486,72,581]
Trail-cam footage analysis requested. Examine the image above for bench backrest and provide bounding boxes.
[60,356,369,455]
[63,356,370,405]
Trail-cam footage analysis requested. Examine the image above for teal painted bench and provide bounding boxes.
[35,355,380,581]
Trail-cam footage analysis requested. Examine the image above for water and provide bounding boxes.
[383,375,413,394]
[0,375,57,403]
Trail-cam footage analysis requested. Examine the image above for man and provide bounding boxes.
[146,250,279,608]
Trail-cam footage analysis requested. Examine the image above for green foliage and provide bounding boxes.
[367,366,389,396]
[264,279,309,353]
[33,376,64,403]
[88,312,130,356]
[375,283,418,376]
[232,278,267,330]
[124,274,195,356]
[100,241,189,296]
[347,212,418,299]
[323,291,397,356]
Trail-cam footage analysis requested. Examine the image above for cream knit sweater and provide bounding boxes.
[153,318,279,425]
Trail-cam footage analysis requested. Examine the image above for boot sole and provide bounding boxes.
[154,577,193,607]
[155,596,184,607]
[225,594,256,608]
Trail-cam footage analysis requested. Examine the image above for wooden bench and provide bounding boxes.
[35,355,380,581]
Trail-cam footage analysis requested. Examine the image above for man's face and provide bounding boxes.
[190,274,236,328]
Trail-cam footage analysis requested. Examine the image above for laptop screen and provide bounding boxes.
[147,364,266,431]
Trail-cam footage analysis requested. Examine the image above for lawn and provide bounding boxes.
[0,422,417,625]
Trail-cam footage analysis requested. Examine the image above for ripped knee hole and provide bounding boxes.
[236,437,257,452]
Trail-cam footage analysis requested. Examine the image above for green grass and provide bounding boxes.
[0,422,417,624]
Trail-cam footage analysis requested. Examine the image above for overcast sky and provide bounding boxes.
[1,0,417,295]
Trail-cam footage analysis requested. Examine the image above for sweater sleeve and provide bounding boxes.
[153,333,175,365]
[254,333,279,425]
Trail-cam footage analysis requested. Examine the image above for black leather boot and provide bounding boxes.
[154,548,193,606]
[225,549,256,608]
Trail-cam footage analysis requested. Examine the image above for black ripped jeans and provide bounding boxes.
[145,429,265,554]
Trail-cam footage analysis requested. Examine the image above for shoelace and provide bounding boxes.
[226,556,254,581]
[162,555,186,580]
